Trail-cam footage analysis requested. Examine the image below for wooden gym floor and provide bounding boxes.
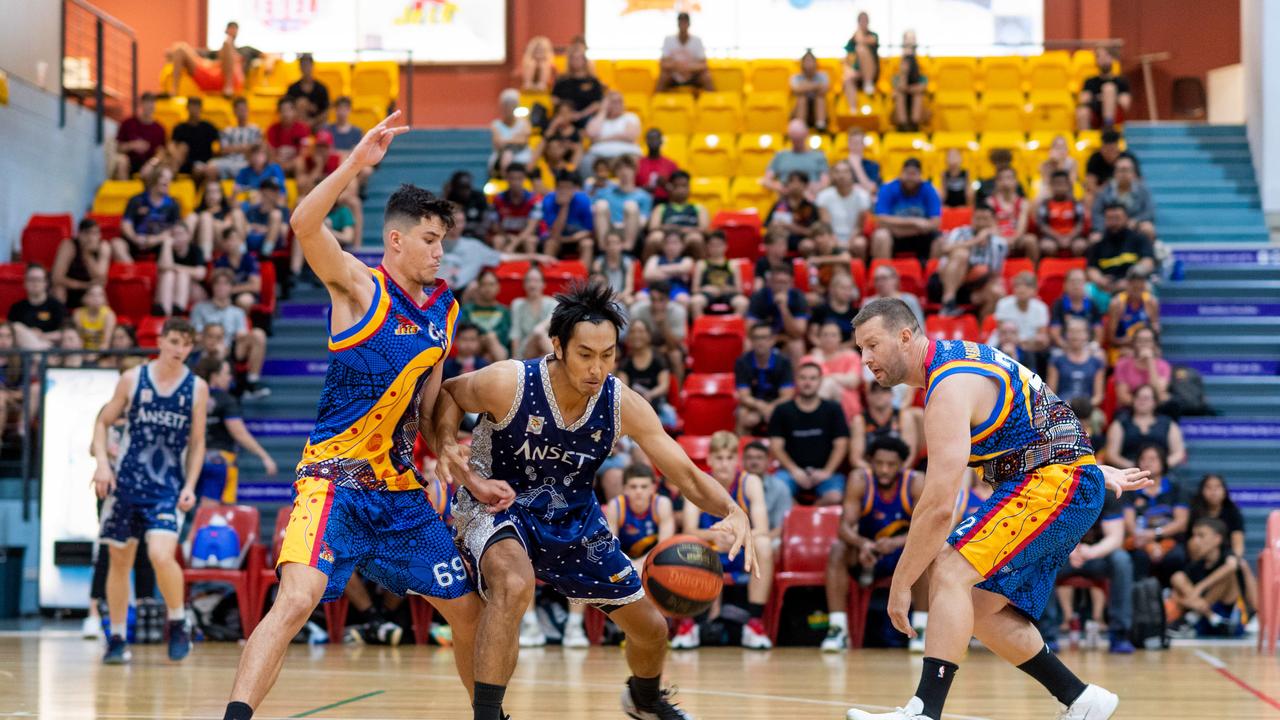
[0,630,1276,719]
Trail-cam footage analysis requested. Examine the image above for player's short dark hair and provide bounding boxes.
[1192,516,1228,540]
[624,464,655,482]
[555,168,581,187]
[868,435,910,461]
[743,440,769,456]
[1051,169,1071,182]
[548,280,628,350]
[78,218,99,233]
[506,162,528,176]
[384,184,455,233]
[669,169,691,184]
[455,322,480,336]
[1103,201,1128,214]
[161,317,196,340]
[335,95,352,108]
[853,297,921,334]
[1101,129,1122,145]
[902,157,923,172]
[193,354,228,380]
[785,170,810,184]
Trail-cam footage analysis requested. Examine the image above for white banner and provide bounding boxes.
[39,368,120,609]
[207,0,507,64]
[586,0,1043,60]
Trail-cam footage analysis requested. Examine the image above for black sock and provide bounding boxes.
[914,657,959,719]
[473,682,506,720]
[748,602,765,619]
[1017,644,1087,706]
[223,701,253,720]
[628,674,662,709]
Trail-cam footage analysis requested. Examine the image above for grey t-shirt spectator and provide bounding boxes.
[439,236,502,291]
[761,472,793,532]
[324,123,364,152]
[768,150,829,184]
[1092,180,1156,229]
[630,302,688,345]
[190,302,247,346]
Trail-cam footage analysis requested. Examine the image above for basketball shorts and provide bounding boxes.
[100,494,181,546]
[452,487,645,607]
[948,457,1104,619]
[277,477,473,603]
[191,59,244,93]
[197,450,239,504]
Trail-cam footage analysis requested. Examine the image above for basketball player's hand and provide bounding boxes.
[349,111,410,169]
[1099,464,1153,498]
[178,487,196,512]
[469,477,516,513]
[93,464,115,499]
[712,506,755,574]
[858,546,877,569]
[887,581,914,638]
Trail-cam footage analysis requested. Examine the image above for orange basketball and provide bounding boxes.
[641,534,724,618]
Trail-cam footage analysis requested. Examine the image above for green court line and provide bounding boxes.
[290,689,386,718]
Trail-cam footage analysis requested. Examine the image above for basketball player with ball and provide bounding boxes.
[431,282,753,720]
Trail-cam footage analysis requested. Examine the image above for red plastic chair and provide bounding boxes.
[0,264,27,318]
[495,260,531,305]
[939,206,973,233]
[87,213,123,241]
[1037,257,1086,305]
[763,505,842,642]
[677,435,712,472]
[847,259,867,292]
[1002,257,1035,283]
[409,595,436,645]
[182,504,262,640]
[980,313,997,339]
[20,214,73,269]
[541,260,588,297]
[867,258,925,299]
[736,259,755,295]
[250,259,277,322]
[846,576,894,649]
[107,261,158,323]
[712,209,764,260]
[689,315,745,374]
[924,314,980,343]
[1259,510,1280,654]
[680,373,738,435]
[792,258,811,292]
[135,316,166,349]
[250,506,293,637]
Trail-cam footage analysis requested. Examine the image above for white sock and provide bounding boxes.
[247,373,261,383]
[566,611,584,630]
[829,611,848,631]
[110,622,126,639]
[168,607,185,621]
[911,611,928,630]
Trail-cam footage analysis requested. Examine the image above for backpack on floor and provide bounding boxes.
[1130,577,1169,650]
[1163,365,1213,419]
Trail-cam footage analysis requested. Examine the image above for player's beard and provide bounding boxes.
[878,352,908,387]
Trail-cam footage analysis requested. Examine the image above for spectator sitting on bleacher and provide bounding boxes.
[325,183,360,250]
[734,322,795,436]
[532,104,584,190]
[805,223,855,306]
[975,148,1025,206]
[928,202,1007,319]
[768,362,849,505]
[642,232,694,309]
[645,170,708,260]
[1125,444,1189,585]
[586,156,613,199]
[166,21,244,97]
[593,230,637,306]
[989,166,1040,262]
[1169,517,1245,638]
[764,119,830,198]
[842,11,880,100]
[656,12,712,93]
[1113,325,1172,407]
[1085,129,1140,193]
[792,50,831,133]
[754,227,789,282]
[1106,386,1186,469]
[185,322,225,370]
[993,272,1050,371]
[817,161,873,260]
[0,323,24,438]
[739,441,789,542]
[594,156,654,261]
[1086,202,1155,295]
[285,54,330,127]
[617,319,677,428]
[155,223,207,316]
[212,227,261,312]
[1188,474,1259,616]
[49,320,84,369]
[748,263,809,358]
[1077,46,1131,132]
[444,170,492,240]
[119,166,180,262]
[194,354,278,505]
[865,262,925,328]
[508,264,556,359]
[1092,157,1156,241]
[191,268,269,399]
[72,284,116,357]
[871,157,941,261]
[112,91,166,180]
[637,128,679,203]
[808,319,863,419]
[458,270,511,362]
[629,280,687,382]
[1037,135,1080,198]
[97,323,143,371]
[242,178,285,256]
[842,127,881,195]
[891,32,928,132]
[490,89,533,176]
[939,149,972,209]
[808,270,860,346]
[583,91,644,170]
[1036,170,1087,258]
[193,180,243,258]
[766,171,820,255]
[1049,268,1105,348]
[168,96,220,183]
[1047,317,1105,408]
[8,264,67,350]
[233,144,286,199]
[491,163,541,255]
[324,96,364,155]
[442,322,491,380]
[539,169,595,263]
[296,129,341,202]
[51,218,110,309]
[440,208,545,297]
[266,97,312,174]
[1107,268,1161,355]
[520,35,555,93]
[209,97,261,181]
[690,230,748,319]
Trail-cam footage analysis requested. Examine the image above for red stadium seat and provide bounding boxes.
[182,504,261,640]
[107,262,158,323]
[20,214,73,269]
[136,316,166,349]
[847,259,866,293]
[250,505,293,637]
[792,258,811,292]
[680,373,737,435]
[847,575,893,648]
[939,206,972,233]
[736,259,755,295]
[763,505,842,642]
[689,315,745,374]
[1002,257,1035,282]
[867,258,925,298]
[980,313,997,339]
[251,260,277,323]
[711,209,764,260]
[0,263,27,318]
[494,260,531,305]
[676,435,712,472]
[87,213,123,241]
[1037,257,1087,304]
[925,314,980,342]
[541,260,588,297]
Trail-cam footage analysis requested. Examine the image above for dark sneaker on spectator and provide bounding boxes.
[1168,617,1198,639]
[347,620,403,647]
[1108,631,1135,654]
[168,619,192,661]
[103,635,130,664]
[242,381,272,400]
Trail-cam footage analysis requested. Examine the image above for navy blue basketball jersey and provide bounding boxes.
[470,357,620,539]
[115,363,196,502]
[614,495,659,558]
[697,471,749,531]
[857,468,914,540]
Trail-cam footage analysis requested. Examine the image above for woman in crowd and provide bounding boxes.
[508,264,555,359]
[490,89,533,177]
[616,319,676,428]
[1113,324,1171,407]
[807,320,862,420]
[520,36,556,93]
[1105,383,1186,468]
[1188,473,1259,615]
[50,219,111,309]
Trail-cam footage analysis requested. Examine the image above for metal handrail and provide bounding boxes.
[59,0,138,136]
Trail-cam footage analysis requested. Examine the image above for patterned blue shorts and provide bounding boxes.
[100,494,181,545]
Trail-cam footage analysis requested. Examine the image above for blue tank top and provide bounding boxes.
[857,469,915,540]
[470,357,620,537]
[299,266,458,491]
[115,364,196,502]
[1116,290,1152,339]
[614,495,659,558]
[656,255,691,296]
[924,340,1093,485]
[698,471,749,532]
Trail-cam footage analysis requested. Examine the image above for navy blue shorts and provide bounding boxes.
[100,494,181,546]
[452,487,644,607]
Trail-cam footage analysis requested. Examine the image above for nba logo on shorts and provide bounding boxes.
[527,416,544,435]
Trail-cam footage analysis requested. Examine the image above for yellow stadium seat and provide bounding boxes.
[748,59,796,93]
[1025,131,1072,181]
[621,93,649,128]
[979,56,1025,94]
[707,59,746,93]
[1027,52,1072,93]
[743,92,789,133]
[351,61,400,103]
[284,179,298,209]
[519,91,552,126]
[930,131,980,177]
[930,57,978,94]
[1026,91,1075,133]
[0,70,7,106]
[737,133,783,177]
[695,92,743,134]
[169,177,197,217]
[314,62,351,100]
[977,131,1027,177]
[834,91,885,133]
[649,94,696,135]
[833,130,880,163]
[932,92,979,133]
[552,55,567,75]
[158,63,202,98]
[253,60,301,96]
[729,176,773,215]
[806,133,833,162]
[152,97,187,134]
[1072,130,1103,168]
[688,134,738,178]
[689,177,730,215]
[980,91,1028,133]
[880,132,929,180]
[875,56,900,96]
[663,134,689,167]
[248,95,278,130]
[350,97,385,133]
[93,180,144,215]
[201,95,234,130]
[594,60,615,89]
[1071,50,1118,93]
[612,60,657,95]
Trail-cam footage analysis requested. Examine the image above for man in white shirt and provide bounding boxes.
[816,160,872,259]
[657,12,713,92]
[993,271,1051,372]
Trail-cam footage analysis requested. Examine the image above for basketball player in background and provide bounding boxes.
[846,298,1151,720]
[220,112,483,720]
[92,318,207,665]
[432,282,754,720]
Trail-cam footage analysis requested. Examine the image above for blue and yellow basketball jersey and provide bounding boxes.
[615,496,659,558]
[298,266,458,491]
[857,469,914,540]
[698,471,749,533]
[924,340,1093,486]
[1116,290,1153,339]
